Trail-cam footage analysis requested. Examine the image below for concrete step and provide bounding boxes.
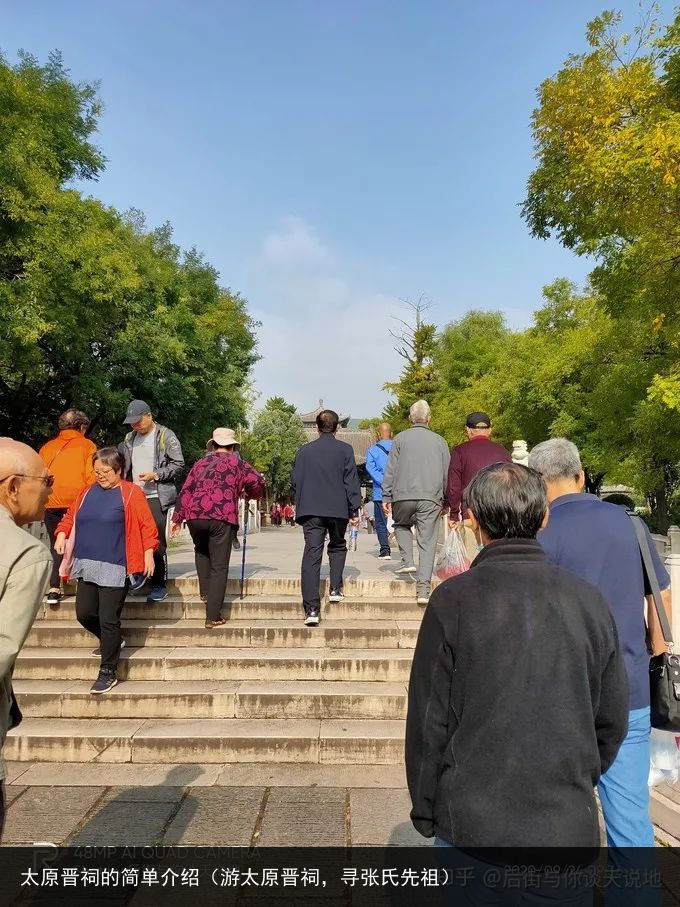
[15,647,414,682]
[5,717,406,764]
[39,596,427,622]
[14,679,408,719]
[165,576,437,599]
[27,619,419,650]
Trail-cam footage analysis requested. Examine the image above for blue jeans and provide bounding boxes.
[373,498,390,556]
[598,706,654,847]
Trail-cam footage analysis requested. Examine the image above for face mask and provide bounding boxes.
[476,542,485,553]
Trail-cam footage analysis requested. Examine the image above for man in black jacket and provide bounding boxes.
[406,462,628,848]
[291,410,361,626]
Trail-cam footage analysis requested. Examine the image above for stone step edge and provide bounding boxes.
[29,619,421,629]
[15,681,409,719]
[17,646,415,660]
[5,718,407,764]
[13,679,408,695]
[43,595,426,606]
[650,787,680,843]
[8,717,407,731]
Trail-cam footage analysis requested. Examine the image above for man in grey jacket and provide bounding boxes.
[0,440,52,838]
[119,400,185,602]
[382,401,450,605]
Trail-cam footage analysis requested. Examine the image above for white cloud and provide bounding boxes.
[250,218,403,417]
[261,216,330,267]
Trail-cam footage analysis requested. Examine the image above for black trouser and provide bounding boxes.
[146,497,167,587]
[187,520,234,621]
[76,580,128,672]
[44,507,68,588]
[373,500,391,556]
[300,516,348,614]
[0,781,4,842]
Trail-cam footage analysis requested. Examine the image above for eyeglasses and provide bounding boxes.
[0,474,55,488]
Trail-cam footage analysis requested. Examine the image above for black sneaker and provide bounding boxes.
[232,536,241,550]
[90,671,118,695]
[328,589,344,603]
[304,610,320,626]
[45,589,62,607]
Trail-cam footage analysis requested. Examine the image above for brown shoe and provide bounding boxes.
[205,618,226,628]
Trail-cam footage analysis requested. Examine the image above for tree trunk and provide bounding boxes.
[651,482,670,535]
[584,469,605,495]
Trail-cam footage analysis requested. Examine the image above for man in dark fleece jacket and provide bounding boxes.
[406,462,628,848]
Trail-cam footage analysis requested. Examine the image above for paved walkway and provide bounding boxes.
[168,523,414,583]
[3,763,422,846]
[6,761,680,846]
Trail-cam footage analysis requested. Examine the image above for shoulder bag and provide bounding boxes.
[628,511,680,731]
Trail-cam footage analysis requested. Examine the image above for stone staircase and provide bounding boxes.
[7,577,423,765]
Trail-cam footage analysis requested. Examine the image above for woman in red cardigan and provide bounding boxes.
[55,447,158,694]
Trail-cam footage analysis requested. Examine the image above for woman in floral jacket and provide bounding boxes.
[171,428,264,627]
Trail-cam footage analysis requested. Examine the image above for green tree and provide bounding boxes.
[0,51,258,463]
[358,417,382,434]
[522,7,680,526]
[430,310,511,444]
[382,298,439,432]
[242,397,307,501]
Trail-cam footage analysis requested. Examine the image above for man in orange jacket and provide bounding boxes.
[38,410,97,606]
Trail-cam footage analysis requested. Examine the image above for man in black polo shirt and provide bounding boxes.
[530,438,672,848]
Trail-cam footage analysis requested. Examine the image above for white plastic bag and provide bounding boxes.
[649,728,679,787]
[435,528,471,580]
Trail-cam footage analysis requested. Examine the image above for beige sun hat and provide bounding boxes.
[208,427,240,448]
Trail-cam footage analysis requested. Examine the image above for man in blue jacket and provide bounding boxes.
[365,423,393,559]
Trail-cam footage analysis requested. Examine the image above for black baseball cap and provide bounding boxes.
[465,412,491,429]
[123,400,151,424]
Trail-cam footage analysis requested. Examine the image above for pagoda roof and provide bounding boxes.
[298,399,350,427]
[302,426,374,464]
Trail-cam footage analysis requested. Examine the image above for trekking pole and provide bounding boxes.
[239,500,249,600]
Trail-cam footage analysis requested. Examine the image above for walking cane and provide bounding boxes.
[239,500,249,600]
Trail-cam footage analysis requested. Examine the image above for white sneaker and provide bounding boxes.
[417,596,429,606]
[328,589,344,602]
[395,565,417,575]
[304,611,320,626]
[378,553,392,560]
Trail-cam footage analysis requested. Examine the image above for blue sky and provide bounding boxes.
[3,1,666,416]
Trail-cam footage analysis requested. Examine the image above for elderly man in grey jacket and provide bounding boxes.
[119,400,185,603]
[382,401,450,605]
[0,440,52,838]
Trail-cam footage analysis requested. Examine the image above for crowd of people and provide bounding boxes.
[2,402,265,698]
[0,395,675,855]
[288,401,674,852]
[269,502,295,526]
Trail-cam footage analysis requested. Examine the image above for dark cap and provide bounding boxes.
[465,412,491,429]
[123,400,151,424]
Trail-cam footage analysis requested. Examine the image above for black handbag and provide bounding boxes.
[628,512,680,731]
[8,686,22,731]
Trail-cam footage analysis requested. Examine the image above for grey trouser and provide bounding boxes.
[392,500,441,595]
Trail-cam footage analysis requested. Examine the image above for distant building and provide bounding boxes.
[298,399,374,465]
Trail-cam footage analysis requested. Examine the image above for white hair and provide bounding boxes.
[528,438,582,482]
[409,400,431,425]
